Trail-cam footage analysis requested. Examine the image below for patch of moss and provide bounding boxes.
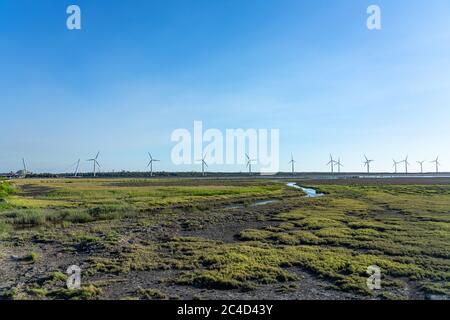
[24,251,41,263]
[238,229,272,241]
[1,287,19,300]
[176,241,297,290]
[136,288,168,300]
[49,284,102,300]
[86,243,161,275]
[27,287,48,298]
[50,271,68,283]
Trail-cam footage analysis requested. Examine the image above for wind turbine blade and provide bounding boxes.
[95,152,100,159]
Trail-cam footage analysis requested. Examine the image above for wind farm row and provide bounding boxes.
[5,152,444,178]
[326,154,442,175]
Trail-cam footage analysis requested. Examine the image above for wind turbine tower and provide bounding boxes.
[431,156,440,174]
[327,154,336,173]
[363,155,374,174]
[147,153,160,177]
[197,154,208,176]
[246,154,256,175]
[22,158,27,177]
[393,159,399,174]
[87,152,100,177]
[336,158,343,173]
[74,159,80,177]
[403,156,410,174]
[288,153,296,175]
[417,160,425,174]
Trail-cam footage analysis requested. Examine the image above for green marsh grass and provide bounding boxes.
[2,179,449,298]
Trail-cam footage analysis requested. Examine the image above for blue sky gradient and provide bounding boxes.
[1,0,450,173]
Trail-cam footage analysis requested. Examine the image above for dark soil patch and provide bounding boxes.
[18,184,54,197]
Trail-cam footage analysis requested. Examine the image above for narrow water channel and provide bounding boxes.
[286,182,324,198]
[225,183,324,210]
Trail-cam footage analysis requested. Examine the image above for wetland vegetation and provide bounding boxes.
[0,178,449,300]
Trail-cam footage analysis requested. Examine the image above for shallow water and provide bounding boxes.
[224,183,323,210]
[252,200,279,206]
[286,182,324,198]
[224,199,279,210]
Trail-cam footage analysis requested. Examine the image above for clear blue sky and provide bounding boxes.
[1,0,450,173]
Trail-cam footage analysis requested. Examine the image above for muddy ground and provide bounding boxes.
[1,178,449,300]
[0,195,371,300]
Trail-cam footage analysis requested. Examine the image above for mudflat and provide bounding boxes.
[0,178,449,300]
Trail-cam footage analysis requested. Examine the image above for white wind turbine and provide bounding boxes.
[22,158,28,177]
[246,153,256,175]
[197,154,208,176]
[417,160,425,174]
[87,152,100,177]
[363,155,374,173]
[402,156,410,174]
[431,156,440,174]
[288,153,296,175]
[392,159,399,174]
[336,158,343,173]
[74,159,81,177]
[147,153,160,177]
[326,154,336,173]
